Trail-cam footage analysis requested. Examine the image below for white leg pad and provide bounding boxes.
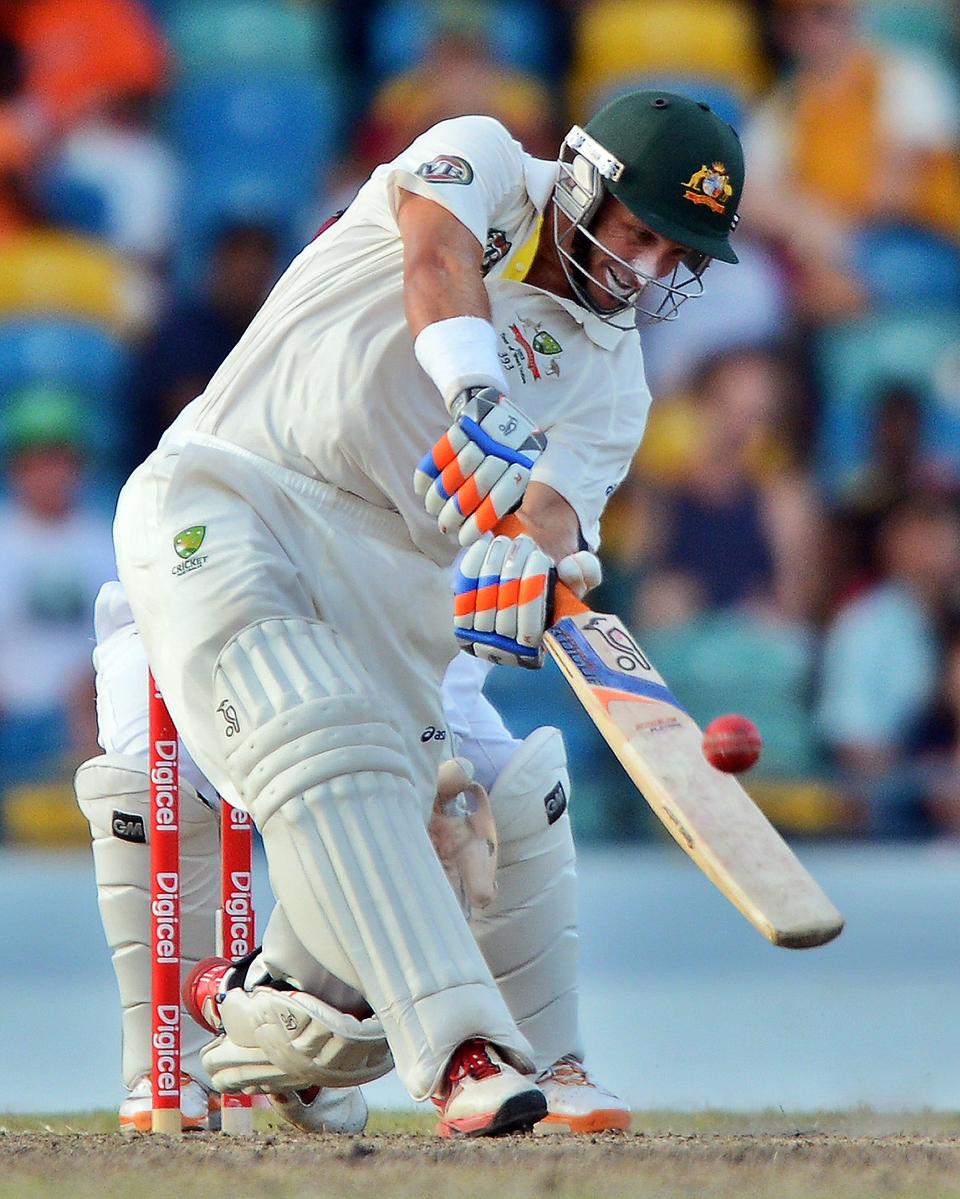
[261,903,371,1019]
[468,727,585,1072]
[213,617,533,1100]
[74,752,219,1087]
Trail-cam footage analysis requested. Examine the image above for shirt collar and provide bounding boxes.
[549,294,630,350]
[524,156,560,213]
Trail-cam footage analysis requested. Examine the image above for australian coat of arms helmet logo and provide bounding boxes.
[680,162,734,214]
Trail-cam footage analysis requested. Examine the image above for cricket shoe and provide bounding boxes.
[119,1072,221,1134]
[534,1055,631,1134]
[267,1085,368,1133]
[433,1039,547,1137]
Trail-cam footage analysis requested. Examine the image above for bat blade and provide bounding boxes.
[545,608,844,949]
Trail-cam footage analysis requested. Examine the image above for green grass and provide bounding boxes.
[3,1107,960,1136]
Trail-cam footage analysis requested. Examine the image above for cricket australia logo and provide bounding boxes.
[415,155,474,184]
[172,525,208,576]
[532,330,562,355]
[499,318,563,384]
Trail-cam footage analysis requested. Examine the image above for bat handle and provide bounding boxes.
[495,514,590,620]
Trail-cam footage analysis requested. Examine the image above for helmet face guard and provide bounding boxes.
[549,94,744,327]
[552,127,708,328]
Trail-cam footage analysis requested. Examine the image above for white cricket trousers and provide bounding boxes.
[113,434,533,1098]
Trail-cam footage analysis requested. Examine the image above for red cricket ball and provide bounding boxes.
[703,714,762,774]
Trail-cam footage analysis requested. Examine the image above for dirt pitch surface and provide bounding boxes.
[3,1110,960,1199]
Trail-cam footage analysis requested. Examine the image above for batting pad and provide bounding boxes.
[75,753,219,1088]
[469,727,585,1071]
[213,617,534,1100]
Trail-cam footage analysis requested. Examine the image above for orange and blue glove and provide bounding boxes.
[414,388,547,546]
[453,533,554,668]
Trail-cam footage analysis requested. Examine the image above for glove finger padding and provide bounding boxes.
[422,439,485,518]
[435,453,510,532]
[206,984,394,1093]
[458,466,535,547]
[454,534,553,669]
[414,420,470,498]
[414,388,546,546]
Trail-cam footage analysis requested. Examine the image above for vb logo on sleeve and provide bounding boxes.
[416,155,474,184]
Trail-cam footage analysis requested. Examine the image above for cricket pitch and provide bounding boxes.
[2,1109,960,1199]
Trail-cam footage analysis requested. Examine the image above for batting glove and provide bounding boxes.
[454,534,554,668]
[414,388,547,546]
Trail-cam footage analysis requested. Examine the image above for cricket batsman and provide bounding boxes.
[94,91,743,1136]
[77,582,629,1134]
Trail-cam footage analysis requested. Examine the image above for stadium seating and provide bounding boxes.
[569,0,767,119]
[165,0,340,74]
[167,72,343,286]
[0,318,133,469]
[366,0,557,79]
[33,167,111,243]
[851,225,960,310]
[861,0,957,61]
[814,311,960,497]
[0,712,68,792]
[0,232,145,335]
[642,612,822,779]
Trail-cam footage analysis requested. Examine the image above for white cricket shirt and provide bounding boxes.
[163,116,653,562]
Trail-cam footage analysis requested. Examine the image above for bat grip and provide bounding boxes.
[496,513,589,619]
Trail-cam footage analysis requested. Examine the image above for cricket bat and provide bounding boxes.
[499,516,844,949]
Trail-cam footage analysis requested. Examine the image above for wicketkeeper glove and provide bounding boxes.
[414,387,547,546]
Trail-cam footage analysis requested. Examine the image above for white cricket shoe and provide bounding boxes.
[119,1072,221,1134]
[267,1085,368,1133]
[534,1055,631,1134]
[433,1039,547,1138]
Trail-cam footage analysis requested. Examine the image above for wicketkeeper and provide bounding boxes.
[96,91,742,1136]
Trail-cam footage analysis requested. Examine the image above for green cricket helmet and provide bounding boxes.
[552,90,745,324]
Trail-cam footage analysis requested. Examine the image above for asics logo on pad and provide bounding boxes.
[420,726,448,743]
[544,782,568,825]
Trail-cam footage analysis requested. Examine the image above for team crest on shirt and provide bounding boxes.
[172,524,208,576]
[532,330,562,355]
[415,155,474,184]
[499,318,563,384]
[681,162,733,214]
[481,228,512,275]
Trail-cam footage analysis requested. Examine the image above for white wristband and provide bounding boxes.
[414,316,509,413]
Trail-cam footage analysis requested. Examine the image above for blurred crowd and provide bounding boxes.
[0,0,958,843]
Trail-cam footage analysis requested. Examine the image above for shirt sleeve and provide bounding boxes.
[532,361,652,552]
[376,115,529,248]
